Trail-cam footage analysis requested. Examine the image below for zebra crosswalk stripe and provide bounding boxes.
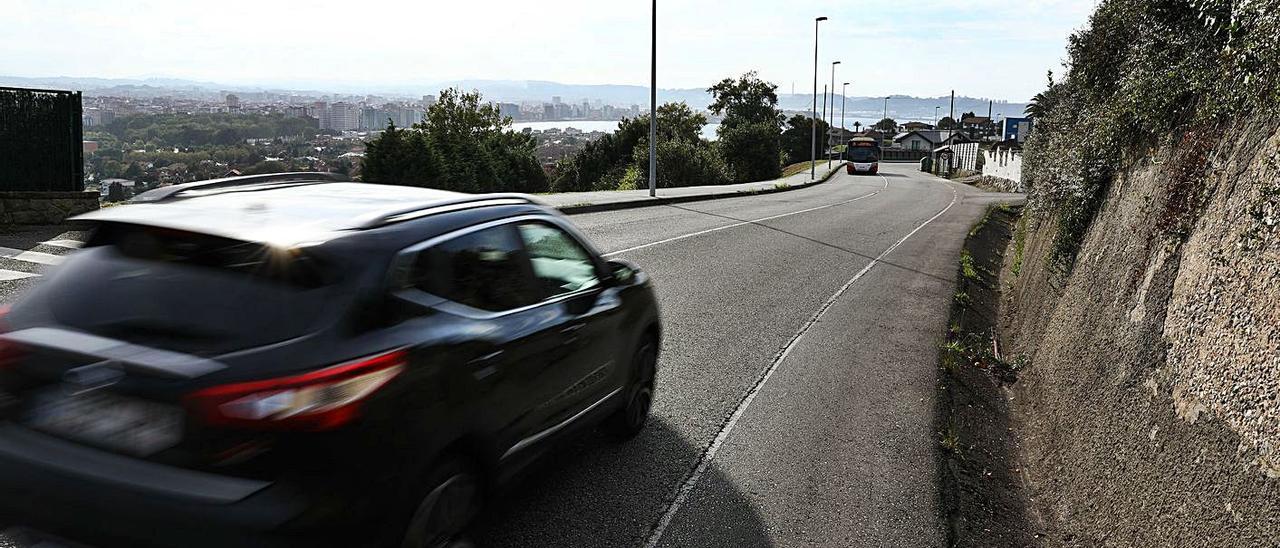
[0,246,65,266]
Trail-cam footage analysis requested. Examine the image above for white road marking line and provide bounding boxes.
[41,239,83,249]
[0,270,40,281]
[0,247,64,266]
[642,179,958,548]
[604,175,889,257]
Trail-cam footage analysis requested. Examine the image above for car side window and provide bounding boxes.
[412,225,539,312]
[517,222,601,300]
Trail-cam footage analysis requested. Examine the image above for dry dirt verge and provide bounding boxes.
[936,204,1042,547]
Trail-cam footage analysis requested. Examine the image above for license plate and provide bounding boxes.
[24,388,184,456]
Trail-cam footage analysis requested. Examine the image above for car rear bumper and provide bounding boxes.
[0,424,339,548]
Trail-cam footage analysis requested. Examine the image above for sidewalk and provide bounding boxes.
[541,161,847,214]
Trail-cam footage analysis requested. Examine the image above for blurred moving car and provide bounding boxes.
[0,173,662,547]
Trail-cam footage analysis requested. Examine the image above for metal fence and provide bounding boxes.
[0,86,84,191]
[950,142,979,172]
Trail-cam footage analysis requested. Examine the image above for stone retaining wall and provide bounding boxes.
[0,191,100,225]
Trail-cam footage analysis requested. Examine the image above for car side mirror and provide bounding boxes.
[605,259,638,286]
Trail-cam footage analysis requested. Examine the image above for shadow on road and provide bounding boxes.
[662,204,953,284]
[468,418,773,548]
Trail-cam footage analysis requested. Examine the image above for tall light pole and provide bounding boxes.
[810,16,826,181]
[934,106,940,127]
[648,0,657,197]
[841,82,849,162]
[883,96,889,123]
[829,60,840,169]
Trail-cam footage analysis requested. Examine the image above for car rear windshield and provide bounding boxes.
[38,223,344,355]
[84,223,336,288]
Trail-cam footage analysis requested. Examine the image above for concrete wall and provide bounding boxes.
[0,191,99,225]
[998,121,1280,545]
[982,148,1022,190]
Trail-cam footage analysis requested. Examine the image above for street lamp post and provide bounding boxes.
[648,0,657,197]
[841,82,849,162]
[934,106,940,127]
[810,16,827,181]
[829,60,840,169]
[883,96,889,124]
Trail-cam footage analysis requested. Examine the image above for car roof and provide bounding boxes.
[73,177,542,247]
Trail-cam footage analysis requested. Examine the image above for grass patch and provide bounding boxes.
[780,160,821,178]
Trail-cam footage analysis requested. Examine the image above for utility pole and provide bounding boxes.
[829,61,839,169]
[811,16,827,182]
[648,0,657,197]
[821,83,827,146]
[949,89,955,127]
[934,106,940,127]
[883,96,889,123]
[841,82,849,162]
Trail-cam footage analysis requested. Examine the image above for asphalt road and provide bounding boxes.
[0,163,1020,547]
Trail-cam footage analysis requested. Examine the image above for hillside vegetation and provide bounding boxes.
[997,0,1280,545]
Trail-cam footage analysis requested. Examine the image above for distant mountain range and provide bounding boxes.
[0,75,1029,122]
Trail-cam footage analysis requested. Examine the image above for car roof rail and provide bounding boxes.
[131,172,350,203]
[354,193,541,229]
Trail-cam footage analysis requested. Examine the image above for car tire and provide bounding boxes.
[401,457,483,548]
[606,335,657,439]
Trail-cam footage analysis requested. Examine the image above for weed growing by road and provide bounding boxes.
[960,250,979,280]
[940,422,962,455]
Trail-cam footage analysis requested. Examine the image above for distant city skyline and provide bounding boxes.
[5,0,1095,101]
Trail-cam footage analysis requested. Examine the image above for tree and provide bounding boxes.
[123,162,144,179]
[717,122,781,183]
[937,116,959,130]
[361,88,547,193]
[553,102,715,191]
[708,72,784,182]
[707,71,784,129]
[652,102,707,143]
[872,118,898,132]
[1025,71,1063,119]
[634,137,727,188]
[779,114,828,165]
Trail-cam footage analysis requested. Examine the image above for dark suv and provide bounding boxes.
[0,173,661,548]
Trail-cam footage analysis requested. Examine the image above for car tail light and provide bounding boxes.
[185,349,407,431]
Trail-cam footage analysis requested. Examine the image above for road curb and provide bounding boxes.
[554,162,848,215]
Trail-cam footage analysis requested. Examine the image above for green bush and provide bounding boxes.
[1022,0,1280,269]
[634,138,727,188]
[718,121,782,183]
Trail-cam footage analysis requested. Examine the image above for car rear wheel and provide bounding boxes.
[606,336,657,439]
[401,458,482,548]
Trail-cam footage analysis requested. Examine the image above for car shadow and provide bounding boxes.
[467,417,773,548]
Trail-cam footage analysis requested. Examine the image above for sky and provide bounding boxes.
[3,0,1098,101]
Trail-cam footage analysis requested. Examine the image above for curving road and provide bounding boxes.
[0,163,1019,547]
[470,163,1019,547]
